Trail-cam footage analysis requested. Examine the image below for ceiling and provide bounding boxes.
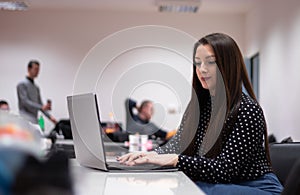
[10,0,260,14]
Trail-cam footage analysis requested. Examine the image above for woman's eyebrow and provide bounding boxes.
[205,55,215,59]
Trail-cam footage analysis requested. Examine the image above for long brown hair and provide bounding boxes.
[180,33,270,161]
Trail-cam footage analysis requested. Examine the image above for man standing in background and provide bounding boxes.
[17,60,57,125]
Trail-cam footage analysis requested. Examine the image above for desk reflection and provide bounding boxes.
[105,173,179,195]
[71,159,205,195]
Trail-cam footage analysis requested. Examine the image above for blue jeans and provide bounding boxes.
[196,173,283,195]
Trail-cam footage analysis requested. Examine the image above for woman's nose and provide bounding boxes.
[200,64,208,73]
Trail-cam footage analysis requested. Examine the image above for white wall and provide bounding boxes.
[0,10,245,132]
[245,0,300,141]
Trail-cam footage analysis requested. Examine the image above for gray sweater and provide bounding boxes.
[17,77,51,124]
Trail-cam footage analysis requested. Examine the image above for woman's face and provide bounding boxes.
[194,44,217,96]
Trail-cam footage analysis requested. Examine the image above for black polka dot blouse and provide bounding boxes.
[155,93,273,183]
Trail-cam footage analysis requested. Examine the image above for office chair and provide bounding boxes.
[281,158,300,195]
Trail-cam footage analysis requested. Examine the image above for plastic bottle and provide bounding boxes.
[38,115,45,132]
[105,112,115,134]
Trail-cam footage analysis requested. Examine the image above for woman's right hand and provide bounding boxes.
[117,151,178,167]
[117,151,158,165]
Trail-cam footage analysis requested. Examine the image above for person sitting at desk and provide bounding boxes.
[125,98,176,141]
[119,33,283,195]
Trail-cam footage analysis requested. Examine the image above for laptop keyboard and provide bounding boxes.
[107,161,176,171]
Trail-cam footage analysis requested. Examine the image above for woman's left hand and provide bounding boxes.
[117,152,178,167]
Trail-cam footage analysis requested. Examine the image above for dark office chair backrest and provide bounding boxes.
[269,142,300,185]
[281,158,300,195]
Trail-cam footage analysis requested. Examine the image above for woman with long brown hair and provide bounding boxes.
[118,33,283,194]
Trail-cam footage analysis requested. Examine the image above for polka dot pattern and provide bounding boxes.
[155,93,272,183]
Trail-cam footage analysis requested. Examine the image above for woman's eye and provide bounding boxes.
[194,62,202,67]
[208,61,216,65]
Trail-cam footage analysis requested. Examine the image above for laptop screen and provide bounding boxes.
[67,93,108,170]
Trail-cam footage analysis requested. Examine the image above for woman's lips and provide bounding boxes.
[201,77,210,82]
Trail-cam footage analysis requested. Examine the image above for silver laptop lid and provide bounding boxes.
[67,93,108,171]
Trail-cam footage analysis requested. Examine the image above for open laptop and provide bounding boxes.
[67,93,177,172]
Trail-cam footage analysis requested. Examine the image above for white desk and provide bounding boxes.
[70,159,205,195]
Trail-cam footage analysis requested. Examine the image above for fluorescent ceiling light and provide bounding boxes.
[156,0,201,13]
[0,1,28,11]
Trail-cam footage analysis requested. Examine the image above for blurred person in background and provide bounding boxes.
[125,98,176,141]
[0,100,9,111]
[0,111,72,195]
[16,60,57,125]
